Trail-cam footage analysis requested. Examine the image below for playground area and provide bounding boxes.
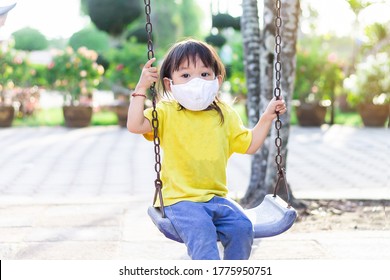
[0,124,388,260]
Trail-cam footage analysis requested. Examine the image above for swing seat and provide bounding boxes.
[244,194,297,238]
[147,194,297,243]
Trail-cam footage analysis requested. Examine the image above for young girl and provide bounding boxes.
[127,39,287,260]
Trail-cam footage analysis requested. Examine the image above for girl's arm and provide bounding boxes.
[127,58,158,134]
[246,98,286,154]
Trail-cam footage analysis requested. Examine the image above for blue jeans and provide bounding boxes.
[165,196,254,260]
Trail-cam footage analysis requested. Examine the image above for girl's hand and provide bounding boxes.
[263,98,287,121]
[135,57,159,92]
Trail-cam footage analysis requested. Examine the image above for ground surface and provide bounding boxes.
[291,199,389,232]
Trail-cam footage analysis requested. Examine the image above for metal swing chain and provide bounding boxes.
[273,0,291,206]
[144,0,165,217]
[274,0,283,172]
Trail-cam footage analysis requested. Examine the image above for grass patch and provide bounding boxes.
[233,103,363,127]
[91,110,118,126]
[13,107,119,127]
[13,108,64,127]
[13,104,364,127]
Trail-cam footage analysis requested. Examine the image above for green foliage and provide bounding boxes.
[364,22,387,43]
[179,0,204,37]
[86,0,143,36]
[344,52,390,106]
[212,13,240,30]
[0,45,43,91]
[205,34,226,48]
[104,40,162,90]
[126,27,150,44]
[294,46,326,101]
[362,22,390,54]
[294,41,344,103]
[346,0,374,15]
[0,45,16,92]
[225,35,246,96]
[47,47,105,104]
[12,107,118,126]
[141,0,203,50]
[234,102,363,127]
[12,27,48,51]
[69,27,110,53]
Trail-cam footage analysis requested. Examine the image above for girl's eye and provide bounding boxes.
[201,72,210,77]
[182,74,190,78]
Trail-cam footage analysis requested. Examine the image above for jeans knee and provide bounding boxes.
[236,218,254,239]
[222,217,254,241]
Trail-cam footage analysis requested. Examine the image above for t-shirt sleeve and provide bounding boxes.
[142,103,164,141]
[228,106,252,155]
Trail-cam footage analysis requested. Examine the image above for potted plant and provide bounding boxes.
[0,44,16,127]
[47,47,104,127]
[293,47,331,126]
[105,41,153,127]
[344,52,390,127]
[293,44,345,126]
[0,44,40,126]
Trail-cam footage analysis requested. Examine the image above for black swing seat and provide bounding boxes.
[147,194,297,243]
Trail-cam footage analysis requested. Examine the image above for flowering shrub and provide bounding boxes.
[0,44,40,105]
[344,52,390,106]
[47,47,105,105]
[104,41,163,93]
[294,47,344,103]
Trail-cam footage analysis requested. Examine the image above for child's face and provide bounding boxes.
[164,56,222,89]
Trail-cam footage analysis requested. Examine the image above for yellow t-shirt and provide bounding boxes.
[143,100,252,206]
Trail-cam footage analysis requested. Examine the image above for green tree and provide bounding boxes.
[363,22,390,56]
[180,0,204,38]
[82,0,203,50]
[69,26,110,53]
[12,27,48,51]
[104,40,164,94]
[85,0,142,37]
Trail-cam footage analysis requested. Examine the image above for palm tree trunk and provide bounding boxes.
[241,0,276,208]
[240,0,264,207]
[263,0,302,208]
[241,0,302,209]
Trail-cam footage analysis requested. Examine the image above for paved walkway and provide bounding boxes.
[0,125,388,260]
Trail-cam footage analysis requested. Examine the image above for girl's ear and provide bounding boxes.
[163,77,171,91]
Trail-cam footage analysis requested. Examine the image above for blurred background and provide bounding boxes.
[0,0,389,128]
[0,0,389,261]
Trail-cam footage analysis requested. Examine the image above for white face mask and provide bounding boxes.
[170,78,219,111]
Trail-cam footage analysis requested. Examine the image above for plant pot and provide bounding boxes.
[114,102,129,128]
[295,102,327,126]
[0,105,15,127]
[63,105,93,128]
[357,103,389,127]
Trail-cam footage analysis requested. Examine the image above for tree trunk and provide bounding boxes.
[241,0,264,205]
[241,0,275,208]
[241,0,303,209]
[241,0,261,131]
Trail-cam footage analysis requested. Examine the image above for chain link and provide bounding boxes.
[274,0,283,172]
[144,0,165,216]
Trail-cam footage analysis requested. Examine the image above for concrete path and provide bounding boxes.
[0,125,388,260]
